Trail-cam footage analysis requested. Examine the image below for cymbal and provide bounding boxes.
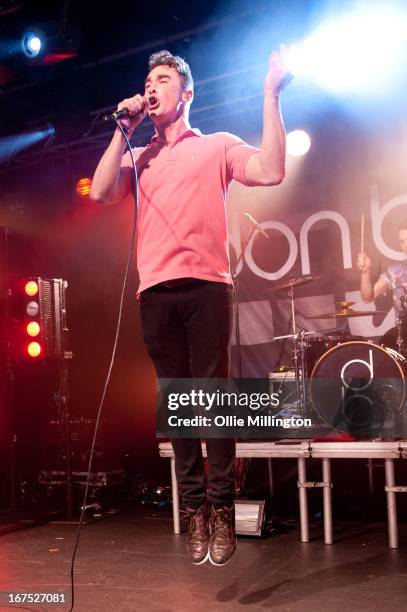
[309,308,387,319]
[336,301,356,308]
[273,331,320,340]
[270,275,323,292]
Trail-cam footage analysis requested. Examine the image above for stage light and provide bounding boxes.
[26,300,39,317]
[288,8,407,95]
[26,321,40,337]
[285,44,304,78]
[21,31,43,58]
[27,341,42,358]
[0,124,56,163]
[13,277,68,361]
[27,36,41,54]
[37,122,56,139]
[25,280,39,296]
[287,130,311,157]
[19,21,79,66]
[76,177,93,198]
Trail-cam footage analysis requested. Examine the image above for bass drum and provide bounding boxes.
[309,341,405,436]
[304,333,359,377]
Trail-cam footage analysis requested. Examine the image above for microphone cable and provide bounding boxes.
[67,118,138,611]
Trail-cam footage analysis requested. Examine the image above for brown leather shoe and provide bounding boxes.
[184,502,211,565]
[209,504,236,566]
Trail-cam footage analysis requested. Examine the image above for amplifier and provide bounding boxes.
[40,417,121,472]
[38,469,125,487]
[268,371,301,417]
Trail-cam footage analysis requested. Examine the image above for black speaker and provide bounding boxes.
[40,417,122,472]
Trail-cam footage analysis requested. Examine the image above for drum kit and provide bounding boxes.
[271,275,407,432]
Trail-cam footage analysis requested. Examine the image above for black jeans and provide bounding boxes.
[140,279,235,509]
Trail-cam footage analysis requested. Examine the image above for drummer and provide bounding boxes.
[357,220,407,314]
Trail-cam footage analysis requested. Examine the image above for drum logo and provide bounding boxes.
[340,349,373,391]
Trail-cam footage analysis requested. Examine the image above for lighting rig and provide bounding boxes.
[10,276,75,516]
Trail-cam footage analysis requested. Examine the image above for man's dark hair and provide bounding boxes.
[148,50,194,91]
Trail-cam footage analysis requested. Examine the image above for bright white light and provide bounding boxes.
[287,130,311,157]
[285,44,305,77]
[289,9,407,94]
[22,31,43,58]
[28,36,42,53]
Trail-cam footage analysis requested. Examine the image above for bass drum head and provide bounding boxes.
[309,341,405,436]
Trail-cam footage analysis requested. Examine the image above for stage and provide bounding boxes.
[0,505,406,611]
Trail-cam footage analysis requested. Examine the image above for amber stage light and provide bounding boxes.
[76,177,92,197]
[26,321,40,337]
[27,341,42,357]
[25,280,39,296]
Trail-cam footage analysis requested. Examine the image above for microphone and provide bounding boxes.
[103,96,149,123]
[242,212,269,239]
[103,108,130,122]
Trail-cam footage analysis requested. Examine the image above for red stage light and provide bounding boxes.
[25,280,39,296]
[27,341,42,357]
[42,52,77,65]
[76,177,92,197]
[26,321,40,337]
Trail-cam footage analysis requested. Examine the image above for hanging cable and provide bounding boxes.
[67,119,138,612]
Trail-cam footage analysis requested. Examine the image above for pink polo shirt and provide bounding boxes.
[121,128,258,294]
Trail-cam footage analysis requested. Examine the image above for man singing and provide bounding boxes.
[90,48,292,565]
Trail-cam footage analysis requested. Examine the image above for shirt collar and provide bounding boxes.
[150,127,202,147]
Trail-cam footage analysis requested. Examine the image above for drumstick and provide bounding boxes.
[360,213,365,254]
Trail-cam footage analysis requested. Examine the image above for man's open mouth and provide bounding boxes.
[148,96,159,110]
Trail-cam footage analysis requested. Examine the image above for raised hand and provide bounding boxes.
[264,44,293,96]
[357,252,372,273]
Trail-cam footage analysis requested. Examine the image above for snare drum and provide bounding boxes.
[309,341,405,435]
